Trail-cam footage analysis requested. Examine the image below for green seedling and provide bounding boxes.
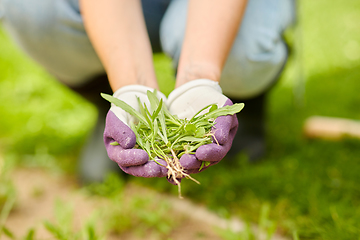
[101,90,244,197]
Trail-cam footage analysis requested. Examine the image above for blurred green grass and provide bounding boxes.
[1,0,360,239]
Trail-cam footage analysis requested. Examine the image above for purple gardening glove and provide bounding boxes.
[167,79,239,174]
[103,85,168,178]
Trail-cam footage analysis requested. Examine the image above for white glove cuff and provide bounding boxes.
[110,85,166,125]
[113,85,166,100]
[167,79,228,119]
[167,79,222,106]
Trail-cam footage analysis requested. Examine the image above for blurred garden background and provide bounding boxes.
[1,0,360,239]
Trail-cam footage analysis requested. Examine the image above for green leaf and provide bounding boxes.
[203,103,245,120]
[138,98,153,128]
[209,104,218,112]
[24,228,36,240]
[178,136,208,143]
[130,122,145,149]
[185,123,196,134]
[157,102,169,144]
[137,97,147,120]
[146,89,160,112]
[195,127,206,137]
[146,89,171,144]
[144,141,152,159]
[101,93,149,127]
[199,161,211,171]
[84,225,97,240]
[152,118,158,142]
[151,98,163,121]
[185,139,212,154]
[154,145,167,160]
[190,104,214,121]
[2,227,15,239]
[44,221,67,240]
[194,120,213,128]
[157,129,166,143]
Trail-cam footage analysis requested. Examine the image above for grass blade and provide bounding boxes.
[24,228,36,240]
[43,221,67,240]
[1,227,15,240]
[190,104,215,121]
[137,97,152,128]
[151,98,163,121]
[203,103,245,120]
[101,93,149,127]
[178,136,209,142]
[130,122,145,149]
[146,89,160,112]
[0,191,16,238]
[152,118,159,143]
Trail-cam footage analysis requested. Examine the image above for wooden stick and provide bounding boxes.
[303,116,360,140]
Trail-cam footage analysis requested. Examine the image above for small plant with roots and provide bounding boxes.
[102,90,244,198]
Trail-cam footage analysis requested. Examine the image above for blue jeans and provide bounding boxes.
[0,0,295,98]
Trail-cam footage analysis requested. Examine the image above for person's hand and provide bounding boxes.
[103,85,168,177]
[167,79,239,174]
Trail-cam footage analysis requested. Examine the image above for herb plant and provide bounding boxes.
[101,90,244,197]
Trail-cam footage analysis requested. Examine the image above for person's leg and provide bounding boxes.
[1,0,105,86]
[221,0,295,160]
[160,0,296,161]
[1,0,114,183]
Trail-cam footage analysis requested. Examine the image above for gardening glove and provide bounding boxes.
[167,79,239,174]
[103,85,168,178]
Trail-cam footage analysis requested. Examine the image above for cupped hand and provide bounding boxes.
[103,85,168,178]
[167,79,239,174]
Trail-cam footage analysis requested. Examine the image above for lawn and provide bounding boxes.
[1,0,360,239]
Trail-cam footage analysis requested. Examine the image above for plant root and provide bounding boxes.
[164,149,200,199]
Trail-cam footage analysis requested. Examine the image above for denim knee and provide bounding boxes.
[220,27,289,99]
[160,0,295,99]
[1,0,104,86]
[220,0,295,99]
